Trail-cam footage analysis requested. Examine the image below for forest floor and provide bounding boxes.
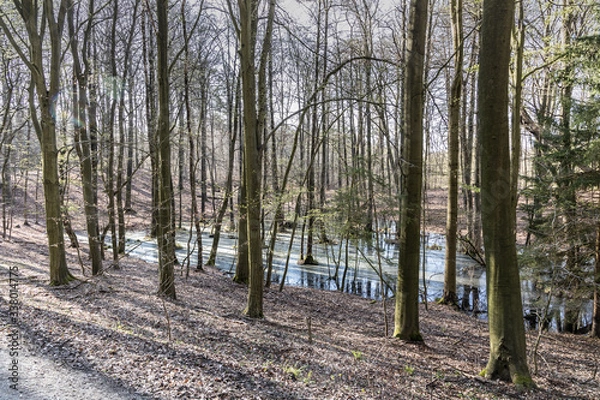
[1,221,599,399]
[1,174,599,399]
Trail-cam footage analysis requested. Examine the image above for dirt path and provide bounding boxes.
[0,337,149,400]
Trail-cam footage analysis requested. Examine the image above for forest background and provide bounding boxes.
[1,0,600,398]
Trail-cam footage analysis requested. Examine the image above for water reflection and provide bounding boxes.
[116,229,592,333]
[123,230,484,306]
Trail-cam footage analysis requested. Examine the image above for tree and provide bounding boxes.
[0,0,74,285]
[66,0,103,275]
[156,0,176,299]
[441,0,463,306]
[478,0,533,386]
[236,0,275,317]
[394,0,428,341]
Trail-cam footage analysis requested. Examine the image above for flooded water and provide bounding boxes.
[122,229,486,307]
[111,228,592,332]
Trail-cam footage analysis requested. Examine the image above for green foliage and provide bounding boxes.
[351,350,363,361]
[404,365,415,375]
[115,319,134,335]
[283,364,313,384]
[520,24,600,333]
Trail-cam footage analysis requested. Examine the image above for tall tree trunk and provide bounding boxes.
[115,3,139,254]
[460,33,480,255]
[105,0,119,267]
[0,0,74,285]
[394,0,428,341]
[510,0,524,217]
[125,74,134,212]
[442,0,463,306]
[0,79,15,239]
[181,0,204,270]
[559,0,579,334]
[237,0,275,318]
[200,70,208,216]
[156,0,176,299]
[142,8,159,238]
[478,0,532,386]
[67,0,103,275]
[303,0,324,265]
[208,76,239,267]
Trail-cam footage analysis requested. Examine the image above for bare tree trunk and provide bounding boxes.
[125,76,135,212]
[156,0,176,299]
[200,70,208,216]
[442,0,463,306]
[237,0,275,318]
[235,161,250,284]
[478,0,532,386]
[181,0,204,271]
[67,0,103,275]
[104,0,120,267]
[0,0,74,285]
[208,76,239,267]
[394,0,428,341]
[0,67,16,240]
[115,3,139,254]
[510,0,524,217]
[142,8,159,238]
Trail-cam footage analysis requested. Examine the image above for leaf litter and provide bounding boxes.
[0,223,599,399]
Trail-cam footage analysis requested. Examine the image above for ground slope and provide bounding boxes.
[0,223,599,399]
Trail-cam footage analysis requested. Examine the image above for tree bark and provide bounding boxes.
[156,0,176,299]
[207,77,238,267]
[142,9,159,238]
[394,0,428,341]
[478,0,532,386]
[67,0,103,275]
[239,0,263,315]
[442,0,463,306]
[237,0,274,318]
[0,0,74,285]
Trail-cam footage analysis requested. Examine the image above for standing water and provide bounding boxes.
[113,228,592,332]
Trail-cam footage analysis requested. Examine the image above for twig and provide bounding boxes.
[161,296,172,343]
[457,233,486,266]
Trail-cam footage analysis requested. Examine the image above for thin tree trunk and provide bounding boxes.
[67,0,103,275]
[142,8,159,238]
[156,0,176,299]
[105,0,119,267]
[125,76,134,212]
[235,163,250,283]
[181,1,204,271]
[303,0,323,266]
[208,77,239,267]
[442,0,463,306]
[510,0,524,220]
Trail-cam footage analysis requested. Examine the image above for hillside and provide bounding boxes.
[1,222,599,399]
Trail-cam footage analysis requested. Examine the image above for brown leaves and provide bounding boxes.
[1,225,599,399]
